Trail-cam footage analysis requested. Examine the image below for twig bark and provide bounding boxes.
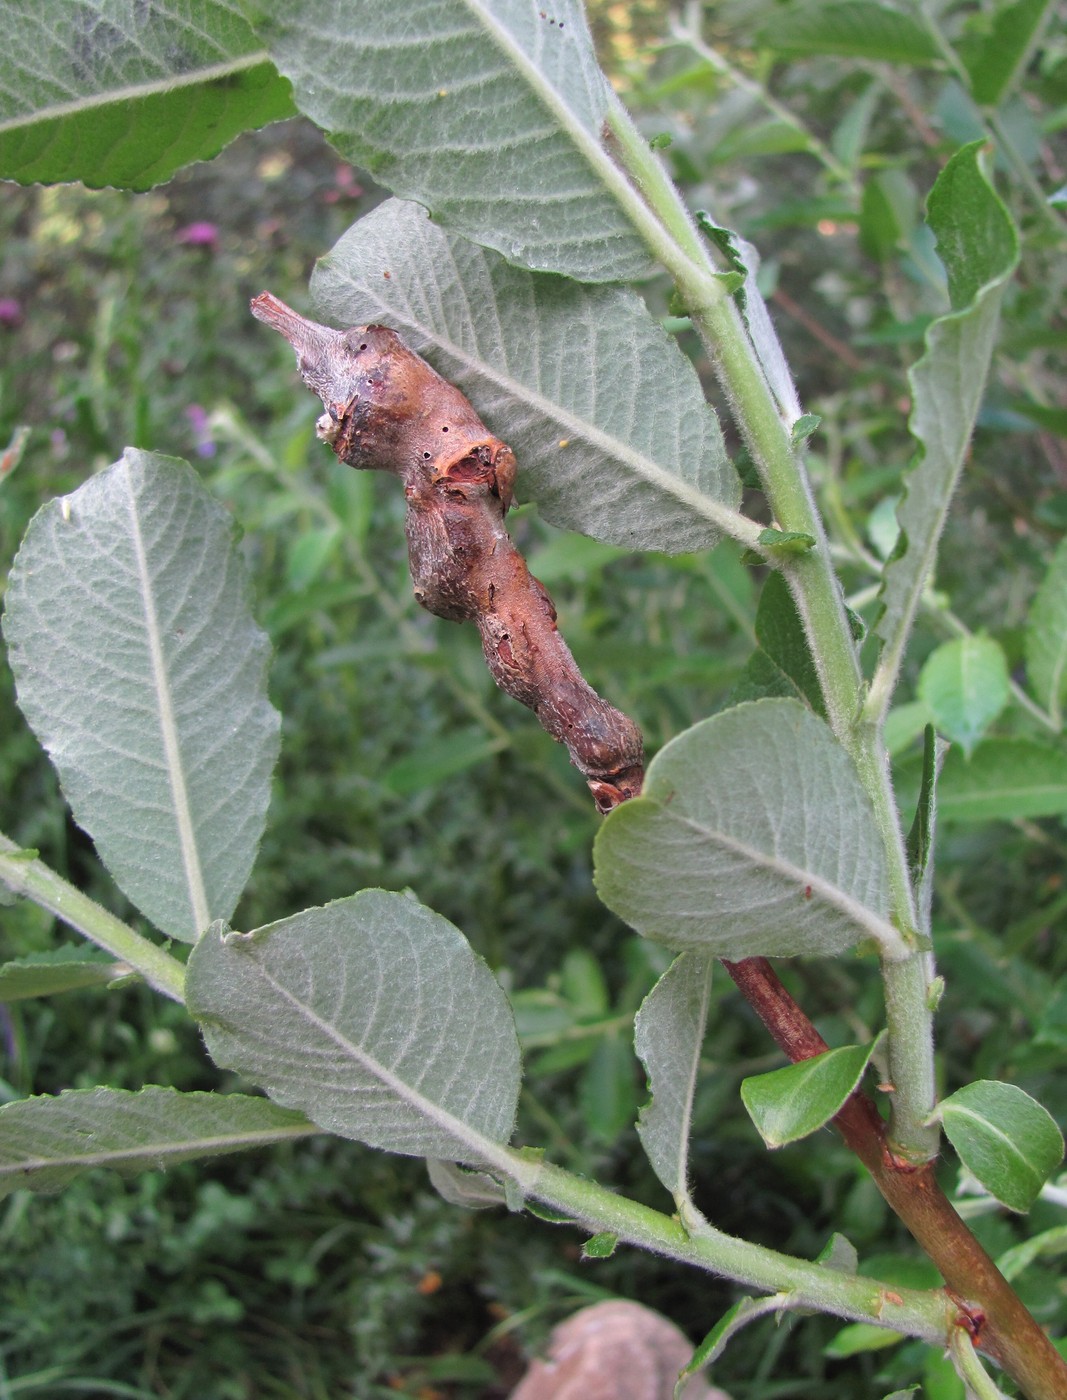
[721,956,1067,1400]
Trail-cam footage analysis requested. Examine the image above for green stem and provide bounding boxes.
[0,832,186,1004]
[951,1329,1010,1400]
[513,1155,952,1343]
[880,952,939,1163]
[605,100,939,1157]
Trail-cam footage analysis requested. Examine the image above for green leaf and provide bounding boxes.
[634,952,714,1204]
[0,3,294,189]
[996,1223,1067,1282]
[905,726,947,931]
[860,169,918,261]
[186,891,522,1164]
[309,198,740,553]
[1024,534,1067,724]
[675,1296,784,1396]
[594,699,901,960]
[791,413,822,445]
[875,144,1020,665]
[757,3,941,64]
[757,528,816,555]
[917,636,1009,756]
[580,1032,637,1143]
[741,1042,877,1149]
[0,946,121,1001]
[581,1231,618,1258]
[246,0,653,281]
[0,1088,315,1201]
[906,738,1067,824]
[2,450,280,943]
[824,1322,904,1358]
[752,571,826,716]
[959,0,1056,108]
[425,1158,508,1210]
[938,1079,1064,1212]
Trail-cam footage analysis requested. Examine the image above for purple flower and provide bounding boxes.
[176,222,220,250]
[0,298,23,328]
[185,404,217,458]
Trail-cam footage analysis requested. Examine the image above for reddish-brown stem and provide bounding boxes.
[721,957,1067,1399]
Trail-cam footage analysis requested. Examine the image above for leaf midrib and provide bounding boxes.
[660,802,904,956]
[255,957,513,1168]
[0,52,270,134]
[324,265,753,543]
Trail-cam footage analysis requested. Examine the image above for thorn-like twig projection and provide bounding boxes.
[252,293,643,811]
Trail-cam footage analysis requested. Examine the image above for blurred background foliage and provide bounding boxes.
[0,1,1065,1395]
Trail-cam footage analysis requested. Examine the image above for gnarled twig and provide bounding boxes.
[252,294,643,812]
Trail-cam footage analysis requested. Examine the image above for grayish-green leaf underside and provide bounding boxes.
[635,952,714,1203]
[0,1087,315,1200]
[595,700,900,959]
[3,449,280,942]
[246,0,654,281]
[187,890,522,1164]
[310,198,740,552]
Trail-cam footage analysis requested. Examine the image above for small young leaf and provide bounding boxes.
[595,700,901,959]
[581,1232,618,1258]
[791,414,822,445]
[815,1233,859,1275]
[753,571,826,716]
[938,1080,1064,1212]
[3,450,281,943]
[1024,535,1067,723]
[758,528,817,554]
[634,952,714,1203]
[741,1042,877,1149]
[0,946,122,1001]
[824,1322,905,1357]
[675,1295,784,1395]
[425,1159,507,1211]
[0,1088,315,1201]
[905,725,948,931]
[311,199,740,554]
[917,637,1010,755]
[186,891,521,1165]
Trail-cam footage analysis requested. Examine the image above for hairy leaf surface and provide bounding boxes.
[0,1087,315,1200]
[594,700,900,959]
[0,946,121,1001]
[246,0,654,281]
[634,952,713,1204]
[310,198,740,552]
[3,450,280,942]
[0,1,294,188]
[187,891,521,1163]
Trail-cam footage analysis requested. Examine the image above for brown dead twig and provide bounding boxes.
[252,293,643,814]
